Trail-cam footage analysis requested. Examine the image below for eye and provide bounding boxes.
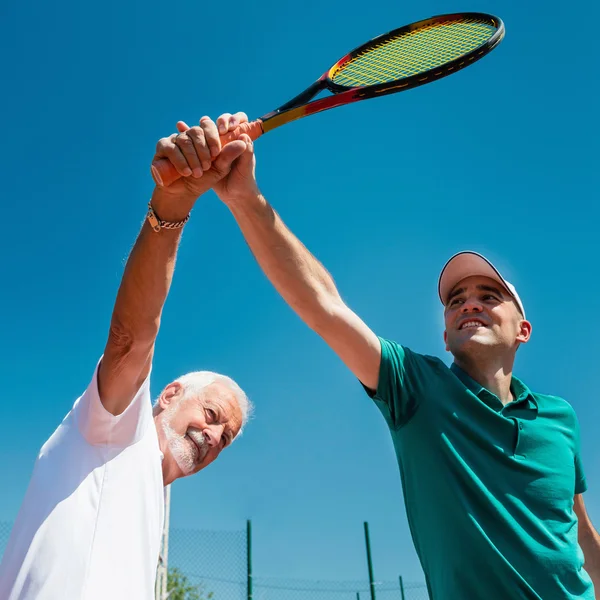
[205,408,217,423]
[449,297,463,307]
[482,294,498,302]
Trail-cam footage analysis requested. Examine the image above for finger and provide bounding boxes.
[155,134,192,178]
[200,116,221,160]
[228,112,248,130]
[176,121,190,133]
[187,126,212,172]
[174,131,203,177]
[235,134,255,172]
[212,140,247,174]
[217,113,232,136]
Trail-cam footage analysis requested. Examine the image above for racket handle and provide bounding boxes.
[151,120,264,187]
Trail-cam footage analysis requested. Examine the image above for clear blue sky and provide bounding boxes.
[1,0,598,590]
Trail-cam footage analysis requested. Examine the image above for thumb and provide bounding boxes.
[176,121,190,133]
[234,134,255,173]
[211,140,247,175]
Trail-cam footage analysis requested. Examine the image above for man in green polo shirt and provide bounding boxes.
[166,112,600,599]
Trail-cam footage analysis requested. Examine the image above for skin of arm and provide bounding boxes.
[98,189,189,415]
[227,192,381,390]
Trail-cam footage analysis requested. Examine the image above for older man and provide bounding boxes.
[169,111,599,599]
[0,121,253,600]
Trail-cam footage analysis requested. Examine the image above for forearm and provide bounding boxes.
[581,530,600,594]
[108,189,190,344]
[227,192,343,330]
[98,190,192,414]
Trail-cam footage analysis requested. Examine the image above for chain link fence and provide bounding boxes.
[251,576,429,600]
[0,521,429,599]
[166,526,247,599]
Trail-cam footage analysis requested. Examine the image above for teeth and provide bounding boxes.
[461,321,483,329]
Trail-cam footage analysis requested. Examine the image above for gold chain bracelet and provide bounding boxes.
[146,201,190,233]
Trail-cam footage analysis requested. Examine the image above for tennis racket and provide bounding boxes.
[151,12,504,187]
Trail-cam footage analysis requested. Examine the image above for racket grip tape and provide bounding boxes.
[151,120,264,187]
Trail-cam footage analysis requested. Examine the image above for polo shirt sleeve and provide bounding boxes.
[74,357,154,448]
[573,414,587,495]
[363,337,424,429]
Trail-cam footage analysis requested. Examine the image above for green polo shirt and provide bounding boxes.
[367,337,593,600]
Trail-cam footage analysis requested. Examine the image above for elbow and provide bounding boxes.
[107,316,157,358]
[302,294,346,334]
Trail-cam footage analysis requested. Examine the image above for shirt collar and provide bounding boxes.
[451,363,484,395]
[510,375,538,410]
[451,363,538,411]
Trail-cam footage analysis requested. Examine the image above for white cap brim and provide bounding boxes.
[438,251,526,318]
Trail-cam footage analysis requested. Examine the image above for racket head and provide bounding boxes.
[324,13,504,96]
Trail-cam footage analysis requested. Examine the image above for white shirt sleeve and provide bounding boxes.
[74,357,154,448]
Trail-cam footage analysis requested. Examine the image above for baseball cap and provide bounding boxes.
[438,251,526,318]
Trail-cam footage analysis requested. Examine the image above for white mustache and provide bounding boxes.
[162,421,208,475]
[187,429,207,454]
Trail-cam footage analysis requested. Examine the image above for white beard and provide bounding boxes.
[162,419,206,476]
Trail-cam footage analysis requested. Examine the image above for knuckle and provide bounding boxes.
[212,162,230,178]
[156,137,171,151]
[176,135,193,148]
[188,127,206,143]
[201,122,216,136]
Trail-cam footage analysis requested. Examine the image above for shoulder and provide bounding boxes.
[379,337,451,379]
[532,389,579,424]
[76,358,154,446]
[533,389,575,410]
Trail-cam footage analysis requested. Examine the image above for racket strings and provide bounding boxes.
[331,18,497,87]
[343,20,493,83]
[343,20,494,82]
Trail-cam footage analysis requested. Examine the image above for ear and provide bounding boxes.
[516,319,532,345]
[157,382,184,411]
[443,329,449,352]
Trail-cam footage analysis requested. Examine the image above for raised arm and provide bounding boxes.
[99,119,248,415]
[210,112,381,390]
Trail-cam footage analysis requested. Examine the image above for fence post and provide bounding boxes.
[399,575,406,600]
[364,522,376,600]
[247,520,253,600]
[155,485,171,600]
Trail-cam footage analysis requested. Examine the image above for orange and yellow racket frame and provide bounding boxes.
[152,12,505,187]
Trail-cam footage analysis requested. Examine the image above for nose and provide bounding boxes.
[203,424,225,448]
[461,297,483,313]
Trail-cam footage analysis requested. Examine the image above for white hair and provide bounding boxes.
[154,371,253,438]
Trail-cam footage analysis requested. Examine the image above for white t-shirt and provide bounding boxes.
[0,360,165,600]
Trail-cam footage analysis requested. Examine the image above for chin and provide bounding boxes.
[449,336,496,357]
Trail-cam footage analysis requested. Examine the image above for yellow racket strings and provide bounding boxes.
[331,18,497,87]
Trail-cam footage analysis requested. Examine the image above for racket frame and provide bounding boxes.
[260,12,505,133]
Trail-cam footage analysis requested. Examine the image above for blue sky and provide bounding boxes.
[1,0,598,590]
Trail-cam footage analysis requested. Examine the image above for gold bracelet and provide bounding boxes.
[146,201,190,233]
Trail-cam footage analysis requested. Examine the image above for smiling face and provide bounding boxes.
[154,381,243,484]
[443,275,532,361]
